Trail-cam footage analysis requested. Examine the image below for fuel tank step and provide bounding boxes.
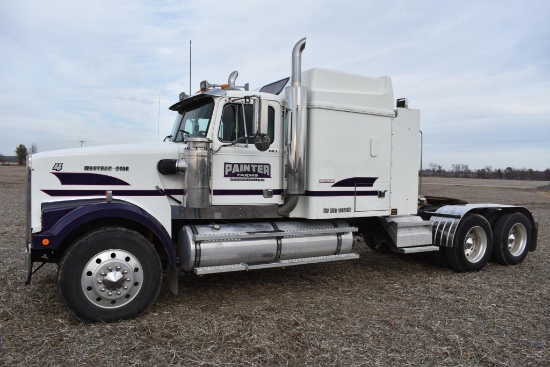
[379,215,433,248]
[194,253,360,275]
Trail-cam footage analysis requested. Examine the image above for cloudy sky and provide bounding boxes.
[1,0,548,170]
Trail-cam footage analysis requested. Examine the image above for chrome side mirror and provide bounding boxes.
[254,134,271,152]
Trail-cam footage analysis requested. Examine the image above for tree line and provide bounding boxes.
[0,143,38,165]
[423,163,550,181]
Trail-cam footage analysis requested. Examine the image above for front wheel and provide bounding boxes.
[446,214,493,272]
[58,227,162,322]
[492,213,532,265]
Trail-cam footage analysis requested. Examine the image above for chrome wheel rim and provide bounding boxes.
[463,226,487,263]
[81,250,143,309]
[508,223,527,256]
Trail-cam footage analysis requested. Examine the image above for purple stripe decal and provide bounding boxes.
[331,177,378,187]
[213,189,284,196]
[51,172,131,186]
[42,189,184,197]
[304,190,378,197]
[42,188,376,198]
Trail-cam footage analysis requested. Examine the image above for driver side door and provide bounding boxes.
[210,101,283,205]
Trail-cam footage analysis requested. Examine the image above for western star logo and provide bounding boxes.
[224,163,271,179]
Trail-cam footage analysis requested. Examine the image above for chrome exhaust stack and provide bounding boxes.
[291,38,307,87]
[227,71,239,89]
[279,37,308,216]
[285,37,308,195]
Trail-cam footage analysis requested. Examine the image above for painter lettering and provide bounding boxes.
[224,163,271,179]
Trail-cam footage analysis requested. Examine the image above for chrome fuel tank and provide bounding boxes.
[177,220,355,272]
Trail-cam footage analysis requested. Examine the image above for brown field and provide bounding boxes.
[0,166,548,366]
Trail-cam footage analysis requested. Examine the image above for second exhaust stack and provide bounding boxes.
[284,37,308,197]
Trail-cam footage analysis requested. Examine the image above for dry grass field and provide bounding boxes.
[1,165,548,366]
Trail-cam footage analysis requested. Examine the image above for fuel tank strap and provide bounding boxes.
[189,225,201,268]
[330,220,343,255]
[269,222,283,262]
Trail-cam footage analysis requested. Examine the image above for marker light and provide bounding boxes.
[42,238,50,246]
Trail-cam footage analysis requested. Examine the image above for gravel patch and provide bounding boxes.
[1,166,548,366]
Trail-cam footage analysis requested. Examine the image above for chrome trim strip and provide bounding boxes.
[192,226,358,242]
[194,253,360,275]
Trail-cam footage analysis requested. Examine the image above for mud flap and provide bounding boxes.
[25,242,33,285]
[167,261,179,295]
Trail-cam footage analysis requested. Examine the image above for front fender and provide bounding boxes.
[32,199,176,266]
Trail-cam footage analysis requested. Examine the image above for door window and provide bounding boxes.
[218,103,275,144]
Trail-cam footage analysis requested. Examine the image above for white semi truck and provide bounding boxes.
[25,38,538,322]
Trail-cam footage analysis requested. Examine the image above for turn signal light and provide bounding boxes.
[42,238,50,246]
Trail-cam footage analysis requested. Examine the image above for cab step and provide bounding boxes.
[392,245,439,254]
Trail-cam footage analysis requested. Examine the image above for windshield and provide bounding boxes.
[170,97,214,142]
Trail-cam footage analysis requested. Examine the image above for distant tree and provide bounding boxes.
[30,142,38,154]
[426,163,445,177]
[484,166,492,179]
[428,163,438,176]
[476,168,487,179]
[0,154,4,165]
[437,164,444,177]
[461,164,471,178]
[15,144,27,165]
[504,167,515,180]
[451,164,460,178]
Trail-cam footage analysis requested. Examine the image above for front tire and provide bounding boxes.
[58,227,162,322]
[446,214,493,272]
[492,213,531,265]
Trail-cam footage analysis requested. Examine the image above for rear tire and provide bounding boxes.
[492,213,531,265]
[446,214,493,272]
[58,227,162,322]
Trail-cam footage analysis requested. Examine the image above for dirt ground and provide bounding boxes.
[0,166,548,366]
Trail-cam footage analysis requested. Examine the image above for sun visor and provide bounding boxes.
[169,89,226,111]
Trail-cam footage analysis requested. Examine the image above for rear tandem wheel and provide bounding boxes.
[445,214,493,272]
[492,212,532,266]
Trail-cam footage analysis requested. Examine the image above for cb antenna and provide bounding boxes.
[189,40,192,95]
